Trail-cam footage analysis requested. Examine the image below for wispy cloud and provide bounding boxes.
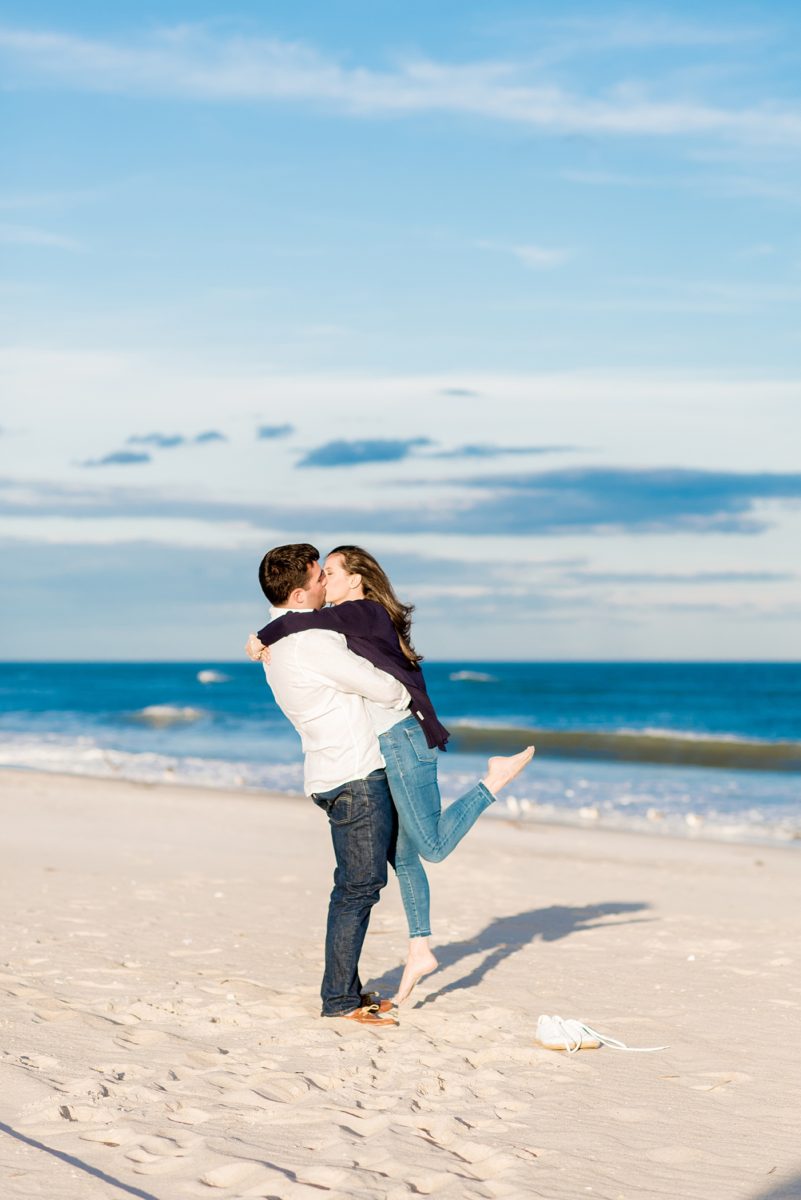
[257,424,294,440]
[438,387,482,398]
[562,168,801,209]
[475,239,574,269]
[532,14,771,53]
[0,186,104,211]
[429,443,573,460]
[562,168,678,189]
[297,437,432,468]
[511,244,574,269]
[128,433,185,449]
[81,451,151,468]
[2,24,800,143]
[5,466,801,536]
[567,569,795,585]
[419,467,801,535]
[0,221,81,250]
[739,243,776,259]
[126,430,226,449]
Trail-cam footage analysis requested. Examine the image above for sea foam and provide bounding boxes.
[197,670,231,685]
[131,705,208,727]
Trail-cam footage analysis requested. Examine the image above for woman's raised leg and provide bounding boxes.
[381,718,534,864]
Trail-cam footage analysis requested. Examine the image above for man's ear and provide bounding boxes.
[287,586,306,606]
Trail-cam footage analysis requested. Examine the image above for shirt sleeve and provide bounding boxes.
[298,633,411,710]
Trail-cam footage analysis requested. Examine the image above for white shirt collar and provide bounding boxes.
[269,604,318,619]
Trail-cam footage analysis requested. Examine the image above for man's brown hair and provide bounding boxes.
[258,543,320,606]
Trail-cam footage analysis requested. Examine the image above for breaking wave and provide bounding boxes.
[449,724,801,773]
[196,670,231,685]
[130,705,209,727]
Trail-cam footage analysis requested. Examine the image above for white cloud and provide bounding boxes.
[475,239,573,269]
[529,14,771,53]
[739,243,776,259]
[511,243,573,269]
[0,222,82,250]
[0,186,106,211]
[1,23,800,143]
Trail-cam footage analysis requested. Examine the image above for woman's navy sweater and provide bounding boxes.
[256,600,450,751]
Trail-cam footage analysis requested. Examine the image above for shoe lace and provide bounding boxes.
[555,1016,667,1054]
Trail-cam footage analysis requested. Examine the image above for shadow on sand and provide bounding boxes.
[748,1174,801,1200]
[370,900,652,1005]
[0,1120,161,1200]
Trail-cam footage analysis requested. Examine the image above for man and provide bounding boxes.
[250,543,410,1028]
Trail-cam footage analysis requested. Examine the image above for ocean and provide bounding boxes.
[1,662,799,846]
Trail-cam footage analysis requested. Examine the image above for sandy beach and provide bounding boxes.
[1,767,799,1200]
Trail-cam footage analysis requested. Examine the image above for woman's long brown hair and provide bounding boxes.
[329,545,422,667]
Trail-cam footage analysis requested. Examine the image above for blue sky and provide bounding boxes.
[1,2,800,659]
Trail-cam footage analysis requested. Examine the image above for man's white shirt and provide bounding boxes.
[262,605,411,795]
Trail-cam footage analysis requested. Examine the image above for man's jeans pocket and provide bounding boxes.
[313,786,353,826]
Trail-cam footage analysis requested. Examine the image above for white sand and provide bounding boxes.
[1,767,800,1200]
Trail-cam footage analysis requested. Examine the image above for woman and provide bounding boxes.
[248,546,534,1004]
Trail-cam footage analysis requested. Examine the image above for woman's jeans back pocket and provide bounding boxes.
[402,722,437,766]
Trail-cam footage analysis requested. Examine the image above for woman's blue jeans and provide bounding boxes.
[379,716,494,939]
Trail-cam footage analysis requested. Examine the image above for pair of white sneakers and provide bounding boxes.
[535,1014,667,1054]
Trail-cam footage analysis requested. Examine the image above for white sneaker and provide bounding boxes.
[535,1014,667,1054]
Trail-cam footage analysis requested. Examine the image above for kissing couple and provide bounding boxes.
[246,543,534,1028]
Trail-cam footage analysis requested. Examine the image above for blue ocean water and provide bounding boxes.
[1,662,800,844]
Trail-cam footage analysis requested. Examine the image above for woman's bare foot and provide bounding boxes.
[482,746,535,796]
[394,939,438,1006]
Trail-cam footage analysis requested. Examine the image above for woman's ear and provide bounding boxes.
[349,573,362,592]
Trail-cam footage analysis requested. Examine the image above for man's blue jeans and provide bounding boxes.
[312,768,395,1017]
[380,716,494,940]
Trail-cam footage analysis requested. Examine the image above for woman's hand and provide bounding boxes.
[245,633,271,664]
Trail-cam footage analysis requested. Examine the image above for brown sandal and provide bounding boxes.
[360,992,394,1014]
[339,1003,398,1027]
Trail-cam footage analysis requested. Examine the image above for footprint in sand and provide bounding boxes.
[80,1126,138,1147]
[389,1168,456,1196]
[182,1048,233,1068]
[337,1112,392,1138]
[293,1163,356,1189]
[57,1104,107,1123]
[452,1139,503,1165]
[242,1180,346,1200]
[15,1053,60,1070]
[126,1132,204,1176]
[461,1150,519,1183]
[165,1102,212,1125]
[31,1004,78,1023]
[254,1076,312,1103]
[2,983,50,1000]
[140,1132,202,1156]
[114,1027,169,1047]
[201,1160,263,1189]
[94,1061,154,1083]
[415,1115,469,1148]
